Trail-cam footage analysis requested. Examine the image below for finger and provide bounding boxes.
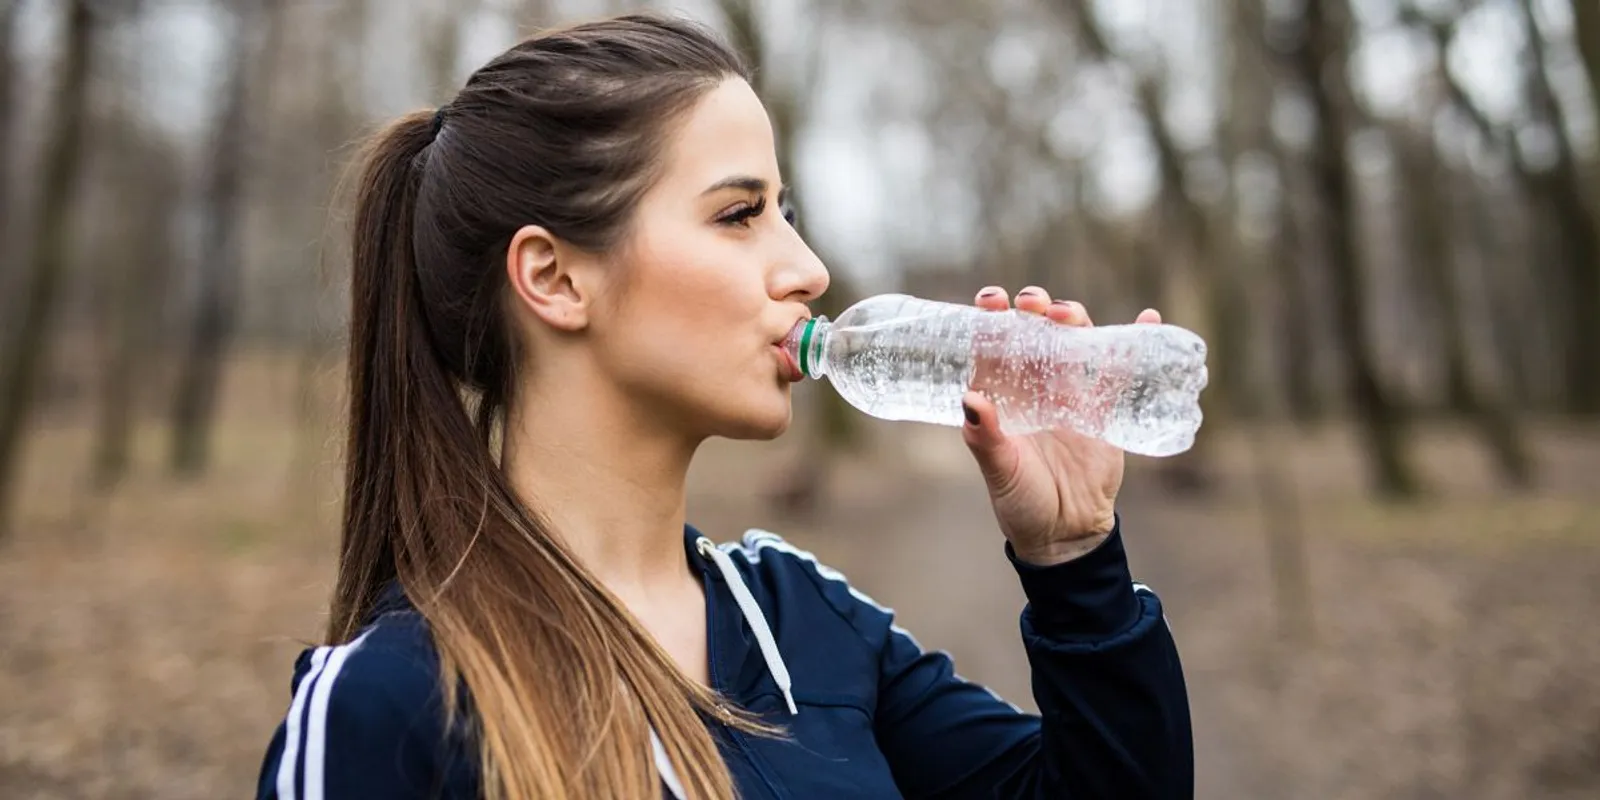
[1046,299,1093,327]
[1014,286,1051,315]
[975,285,1010,311]
[1135,307,1162,324]
[960,391,1021,492]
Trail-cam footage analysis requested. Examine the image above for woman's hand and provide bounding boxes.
[961,285,1163,566]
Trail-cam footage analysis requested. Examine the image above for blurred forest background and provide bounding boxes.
[2,0,1599,797]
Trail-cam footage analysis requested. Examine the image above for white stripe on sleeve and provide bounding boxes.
[275,646,332,800]
[303,629,373,800]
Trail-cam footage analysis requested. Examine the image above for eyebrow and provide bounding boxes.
[702,175,790,205]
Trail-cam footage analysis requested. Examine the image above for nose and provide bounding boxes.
[771,228,830,303]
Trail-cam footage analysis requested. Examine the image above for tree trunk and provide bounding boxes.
[1219,0,1280,422]
[169,2,257,477]
[423,0,467,101]
[1275,180,1322,423]
[1517,0,1600,413]
[518,0,551,28]
[1235,0,1324,425]
[1251,418,1314,643]
[1394,124,1532,487]
[0,0,19,286]
[1418,13,1566,411]
[1228,0,1324,423]
[717,0,859,516]
[1465,178,1543,409]
[0,0,96,538]
[1571,0,1600,137]
[287,0,368,507]
[1226,0,1316,643]
[92,262,140,493]
[93,146,178,494]
[1297,0,1420,498]
[1059,0,1223,492]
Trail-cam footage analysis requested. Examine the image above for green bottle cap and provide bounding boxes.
[798,318,818,378]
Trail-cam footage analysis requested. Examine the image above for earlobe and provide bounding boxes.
[505,224,589,331]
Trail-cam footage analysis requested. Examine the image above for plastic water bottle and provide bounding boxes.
[783,294,1209,457]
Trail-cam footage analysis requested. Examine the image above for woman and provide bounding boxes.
[256,12,1192,800]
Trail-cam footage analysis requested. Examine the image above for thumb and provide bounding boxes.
[960,391,1020,493]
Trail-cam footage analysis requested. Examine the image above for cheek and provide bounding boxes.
[605,255,763,384]
[625,241,766,346]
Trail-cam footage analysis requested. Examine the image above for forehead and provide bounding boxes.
[656,77,778,189]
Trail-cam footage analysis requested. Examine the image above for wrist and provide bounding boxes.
[1013,509,1117,566]
[1006,517,1143,639]
[1013,527,1114,567]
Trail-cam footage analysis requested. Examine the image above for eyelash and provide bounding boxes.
[719,196,798,228]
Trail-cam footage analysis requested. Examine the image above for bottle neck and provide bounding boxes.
[798,316,831,379]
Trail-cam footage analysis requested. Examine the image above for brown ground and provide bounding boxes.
[2,355,1598,799]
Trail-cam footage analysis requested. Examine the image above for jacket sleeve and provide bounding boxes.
[255,635,467,800]
[861,518,1193,799]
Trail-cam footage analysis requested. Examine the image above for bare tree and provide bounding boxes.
[1390,77,1534,487]
[168,0,270,477]
[1271,171,1323,423]
[279,0,372,507]
[1402,7,1541,406]
[88,7,181,493]
[1291,0,1420,497]
[1211,0,1315,639]
[1408,1,1600,413]
[0,0,19,288]
[1057,0,1231,492]
[91,175,176,493]
[1513,0,1600,414]
[712,0,864,514]
[0,0,97,538]
[422,0,470,101]
[1222,0,1325,423]
[518,0,552,29]
[1570,1,1600,159]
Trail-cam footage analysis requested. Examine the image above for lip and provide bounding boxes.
[773,315,812,347]
[773,315,810,382]
[774,344,803,382]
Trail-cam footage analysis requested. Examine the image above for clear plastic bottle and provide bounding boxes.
[783,293,1209,457]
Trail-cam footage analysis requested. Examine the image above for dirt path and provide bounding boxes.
[5,411,1597,798]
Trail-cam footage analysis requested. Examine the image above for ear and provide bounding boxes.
[504,224,597,332]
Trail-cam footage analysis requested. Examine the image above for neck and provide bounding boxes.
[501,365,701,592]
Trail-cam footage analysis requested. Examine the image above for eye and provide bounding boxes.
[716,196,767,228]
[780,200,797,227]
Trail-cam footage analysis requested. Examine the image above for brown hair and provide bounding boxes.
[331,13,769,799]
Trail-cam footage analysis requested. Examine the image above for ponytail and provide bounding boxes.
[332,110,433,637]
[330,104,774,799]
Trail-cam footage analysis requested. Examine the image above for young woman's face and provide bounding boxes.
[589,77,829,440]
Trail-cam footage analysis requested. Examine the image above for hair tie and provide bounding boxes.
[429,109,445,141]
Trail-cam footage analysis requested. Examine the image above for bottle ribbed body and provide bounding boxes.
[796,294,1208,457]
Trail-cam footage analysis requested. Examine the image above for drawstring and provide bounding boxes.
[652,535,796,799]
[697,536,799,716]
[650,726,687,800]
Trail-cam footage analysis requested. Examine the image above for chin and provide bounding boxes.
[715,392,794,441]
[722,411,792,441]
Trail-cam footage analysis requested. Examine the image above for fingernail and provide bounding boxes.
[1019,286,1044,297]
[977,287,1002,298]
[1051,299,1071,307]
[963,401,979,426]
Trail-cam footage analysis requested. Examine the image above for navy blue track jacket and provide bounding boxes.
[256,518,1192,798]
